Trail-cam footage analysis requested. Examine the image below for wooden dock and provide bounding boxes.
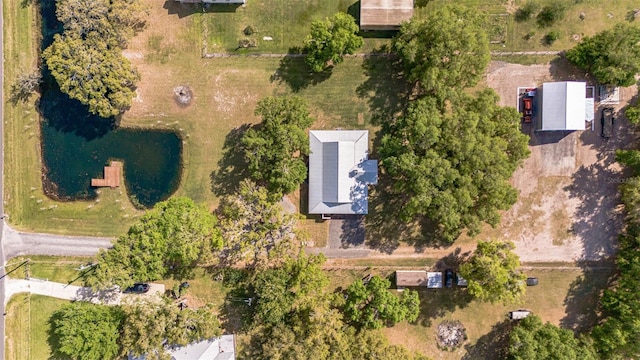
[91,161,122,188]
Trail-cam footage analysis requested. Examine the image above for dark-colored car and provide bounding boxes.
[526,277,539,286]
[445,269,454,288]
[123,283,150,294]
[601,107,614,139]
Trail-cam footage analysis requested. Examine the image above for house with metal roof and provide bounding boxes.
[360,0,414,31]
[129,335,236,360]
[308,130,378,216]
[537,81,588,131]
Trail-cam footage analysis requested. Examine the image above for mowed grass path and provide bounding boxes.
[5,294,70,360]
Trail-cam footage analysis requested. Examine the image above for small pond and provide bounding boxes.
[38,0,182,208]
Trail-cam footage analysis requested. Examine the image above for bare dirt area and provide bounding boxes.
[483,60,640,262]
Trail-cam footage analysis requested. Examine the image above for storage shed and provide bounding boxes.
[360,0,414,31]
[427,272,443,288]
[396,270,428,288]
[537,81,587,131]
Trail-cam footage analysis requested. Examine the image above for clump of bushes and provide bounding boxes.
[515,1,539,22]
[543,30,560,45]
[626,104,640,124]
[244,25,257,36]
[537,3,566,27]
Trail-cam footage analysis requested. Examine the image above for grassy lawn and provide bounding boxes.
[6,256,95,284]
[383,268,613,359]
[5,294,70,360]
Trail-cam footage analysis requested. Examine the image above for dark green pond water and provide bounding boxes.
[38,0,182,208]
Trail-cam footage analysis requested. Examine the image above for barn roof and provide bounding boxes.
[360,0,414,30]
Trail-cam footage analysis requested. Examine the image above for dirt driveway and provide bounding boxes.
[483,60,639,262]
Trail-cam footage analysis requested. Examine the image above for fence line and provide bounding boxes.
[201,51,560,59]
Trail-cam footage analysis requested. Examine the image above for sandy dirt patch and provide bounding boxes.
[484,60,639,262]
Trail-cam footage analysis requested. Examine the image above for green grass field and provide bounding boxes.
[6,256,95,284]
[5,294,70,360]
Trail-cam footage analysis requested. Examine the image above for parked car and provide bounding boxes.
[445,269,454,288]
[456,274,468,287]
[123,283,150,294]
[526,277,539,286]
[509,310,531,320]
[601,107,614,139]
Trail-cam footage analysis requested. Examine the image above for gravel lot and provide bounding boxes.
[485,60,639,262]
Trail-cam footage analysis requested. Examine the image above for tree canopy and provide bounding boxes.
[252,253,330,326]
[566,23,640,86]
[379,89,530,242]
[459,240,526,304]
[43,34,140,118]
[50,303,123,360]
[88,197,223,289]
[304,12,363,73]
[508,315,598,360]
[217,180,298,267]
[393,5,490,95]
[120,299,221,359]
[343,275,420,329]
[240,254,427,360]
[43,0,147,117]
[242,96,314,198]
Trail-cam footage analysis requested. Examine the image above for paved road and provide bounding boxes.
[2,225,113,259]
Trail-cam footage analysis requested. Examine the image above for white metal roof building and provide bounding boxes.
[537,81,587,131]
[427,272,443,288]
[308,130,378,215]
[129,335,236,360]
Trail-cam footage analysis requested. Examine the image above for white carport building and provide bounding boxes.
[308,130,378,216]
[536,81,588,131]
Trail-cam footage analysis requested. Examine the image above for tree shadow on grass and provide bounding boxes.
[270,47,333,92]
[415,288,474,328]
[560,263,615,333]
[47,310,71,360]
[356,46,411,127]
[210,124,251,197]
[461,320,514,360]
[365,177,461,253]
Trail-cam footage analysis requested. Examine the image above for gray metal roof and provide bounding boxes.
[129,335,236,360]
[540,82,586,131]
[309,130,378,215]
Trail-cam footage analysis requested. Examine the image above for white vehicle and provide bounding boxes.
[509,310,531,320]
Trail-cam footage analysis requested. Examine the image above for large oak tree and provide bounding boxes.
[508,315,598,360]
[393,5,490,95]
[379,90,530,242]
[88,197,223,289]
[50,303,123,360]
[304,12,363,73]
[459,240,526,304]
[242,96,313,198]
[566,23,640,87]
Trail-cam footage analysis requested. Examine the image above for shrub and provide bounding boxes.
[524,31,536,40]
[626,105,640,124]
[543,30,560,45]
[537,3,566,27]
[515,2,539,22]
[244,25,257,36]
